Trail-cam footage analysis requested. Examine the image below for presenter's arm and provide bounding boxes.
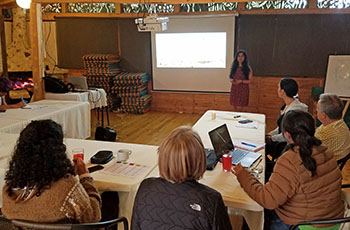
[242,67,253,84]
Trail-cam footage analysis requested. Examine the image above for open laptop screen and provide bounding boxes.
[208,124,234,159]
[68,76,88,91]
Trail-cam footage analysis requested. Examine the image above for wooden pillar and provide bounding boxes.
[0,15,8,78]
[30,2,45,101]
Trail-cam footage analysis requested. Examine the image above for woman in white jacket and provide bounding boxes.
[265,78,308,176]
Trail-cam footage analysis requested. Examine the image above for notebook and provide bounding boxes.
[205,124,261,169]
[68,76,88,92]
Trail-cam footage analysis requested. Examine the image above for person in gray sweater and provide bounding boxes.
[265,78,308,160]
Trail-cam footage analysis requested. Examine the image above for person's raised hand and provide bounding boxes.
[231,163,244,176]
[73,158,89,176]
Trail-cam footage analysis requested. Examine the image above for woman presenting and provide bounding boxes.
[229,50,253,111]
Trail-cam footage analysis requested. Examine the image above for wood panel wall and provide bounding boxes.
[150,76,324,132]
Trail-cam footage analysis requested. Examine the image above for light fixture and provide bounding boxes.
[16,0,31,9]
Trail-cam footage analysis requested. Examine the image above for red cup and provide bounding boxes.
[72,148,84,161]
[222,153,232,172]
[73,153,84,161]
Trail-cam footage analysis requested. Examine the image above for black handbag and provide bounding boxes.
[44,76,69,93]
[95,126,117,142]
[95,106,117,142]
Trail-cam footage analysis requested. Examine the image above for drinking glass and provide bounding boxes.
[72,148,84,161]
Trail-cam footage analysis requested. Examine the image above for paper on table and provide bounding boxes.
[22,105,48,110]
[234,139,265,152]
[235,121,258,129]
[101,162,150,178]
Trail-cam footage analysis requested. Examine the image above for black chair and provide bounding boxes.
[0,215,128,230]
[337,152,350,171]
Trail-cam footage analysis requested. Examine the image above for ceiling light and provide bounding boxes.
[16,0,31,9]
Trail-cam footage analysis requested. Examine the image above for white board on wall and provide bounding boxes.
[325,55,350,98]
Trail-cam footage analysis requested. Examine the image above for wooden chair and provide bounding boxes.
[0,215,128,230]
[337,152,350,171]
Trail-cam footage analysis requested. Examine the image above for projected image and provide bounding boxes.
[155,32,227,68]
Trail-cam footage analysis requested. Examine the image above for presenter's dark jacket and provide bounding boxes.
[131,177,231,230]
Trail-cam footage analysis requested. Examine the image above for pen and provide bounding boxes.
[241,142,256,147]
[20,96,27,103]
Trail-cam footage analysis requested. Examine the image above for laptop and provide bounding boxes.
[68,76,89,92]
[205,124,261,169]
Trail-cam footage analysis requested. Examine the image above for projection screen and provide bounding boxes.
[151,15,236,92]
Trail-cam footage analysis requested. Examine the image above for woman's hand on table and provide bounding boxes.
[231,163,244,176]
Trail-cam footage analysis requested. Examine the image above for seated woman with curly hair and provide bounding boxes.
[2,119,101,223]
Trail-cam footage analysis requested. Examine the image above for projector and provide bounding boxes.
[135,16,169,32]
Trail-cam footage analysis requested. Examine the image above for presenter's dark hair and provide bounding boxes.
[0,77,12,93]
[282,110,321,176]
[5,119,75,196]
[229,50,250,80]
[280,78,298,98]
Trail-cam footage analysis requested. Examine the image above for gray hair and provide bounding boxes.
[318,93,343,120]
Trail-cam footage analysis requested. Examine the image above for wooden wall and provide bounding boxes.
[150,76,324,132]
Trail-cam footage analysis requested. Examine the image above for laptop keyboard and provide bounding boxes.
[232,149,250,165]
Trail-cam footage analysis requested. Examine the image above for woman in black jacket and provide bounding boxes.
[131,126,232,230]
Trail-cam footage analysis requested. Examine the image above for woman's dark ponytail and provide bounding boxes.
[282,110,322,176]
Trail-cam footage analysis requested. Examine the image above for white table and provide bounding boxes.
[45,89,107,109]
[147,110,266,229]
[0,100,90,139]
[65,138,158,222]
[0,133,158,224]
[194,110,266,230]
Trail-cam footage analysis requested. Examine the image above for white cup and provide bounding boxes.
[211,111,216,120]
[117,149,132,161]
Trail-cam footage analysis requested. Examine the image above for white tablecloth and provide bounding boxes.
[0,100,90,139]
[0,134,158,224]
[45,89,107,109]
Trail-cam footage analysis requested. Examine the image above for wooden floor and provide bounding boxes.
[90,110,350,230]
[90,110,202,145]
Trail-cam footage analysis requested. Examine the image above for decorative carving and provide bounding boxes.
[180,3,238,12]
[67,3,115,13]
[246,0,308,9]
[122,4,175,13]
[317,0,350,8]
[42,3,62,13]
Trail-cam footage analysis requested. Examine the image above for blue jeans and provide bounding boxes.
[270,211,299,230]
